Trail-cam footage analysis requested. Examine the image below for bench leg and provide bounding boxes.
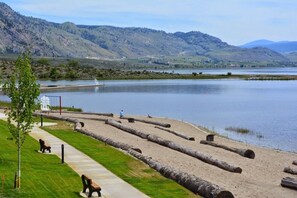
[88,190,93,197]
[97,190,101,197]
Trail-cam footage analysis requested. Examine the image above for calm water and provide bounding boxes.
[1,79,297,152]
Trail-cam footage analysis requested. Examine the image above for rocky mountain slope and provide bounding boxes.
[0,2,290,63]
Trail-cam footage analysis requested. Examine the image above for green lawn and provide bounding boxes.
[44,122,197,198]
[0,120,82,198]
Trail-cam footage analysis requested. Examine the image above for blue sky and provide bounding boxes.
[2,0,296,45]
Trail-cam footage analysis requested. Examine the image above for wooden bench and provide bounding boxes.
[39,139,51,153]
[81,174,101,197]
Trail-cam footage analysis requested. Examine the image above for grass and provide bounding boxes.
[0,120,82,198]
[43,122,197,198]
[0,100,10,108]
[225,126,253,134]
[51,106,82,112]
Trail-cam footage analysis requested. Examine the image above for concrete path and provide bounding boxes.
[30,124,149,198]
[0,112,149,198]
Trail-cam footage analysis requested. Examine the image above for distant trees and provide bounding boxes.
[37,58,50,65]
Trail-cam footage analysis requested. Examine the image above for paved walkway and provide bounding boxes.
[0,113,149,198]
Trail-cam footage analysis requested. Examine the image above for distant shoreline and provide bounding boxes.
[39,84,103,91]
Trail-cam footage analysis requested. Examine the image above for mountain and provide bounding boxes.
[0,2,290,63]
[241,40,297,54]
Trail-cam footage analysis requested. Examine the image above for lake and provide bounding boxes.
[1,78,296,152]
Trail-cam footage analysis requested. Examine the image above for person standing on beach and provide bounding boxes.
[120,110,124,118]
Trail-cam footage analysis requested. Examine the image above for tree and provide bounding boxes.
[4,53,40,188]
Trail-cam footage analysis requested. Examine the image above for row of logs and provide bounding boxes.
[35,113,234,198]
[106,119,242,173]
[281,160,297,191]
[154,126,195,141]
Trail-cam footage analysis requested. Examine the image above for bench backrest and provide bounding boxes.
[39,139,45,147]
[81,174,91,186]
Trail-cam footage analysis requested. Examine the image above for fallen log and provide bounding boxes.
[293,160,297,166]
[148,135,242,173]
[284,167,297,175]
[105,119,149,139]
[74,122,142,153]
[154,126,195,141]
[200,140,255,159]
[281,177,297,190]
[51,110,114,117]
[128,150,234,198]
[123,117,171,128]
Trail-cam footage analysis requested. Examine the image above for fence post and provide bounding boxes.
[40,115,43,127]
[61,144,64,164]
[59,96,62,115]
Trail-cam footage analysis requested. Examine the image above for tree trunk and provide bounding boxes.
[154,126,195,141]
[106,119,241,173]
[284,167,297,175]
[105,119,149,139]
[200,140,255,159]
[123,117,171,128]
[58,111,113,117]
[148,135,242,173]
[281,177,297,190]
[128,150,234,198]
[293,160,297,166]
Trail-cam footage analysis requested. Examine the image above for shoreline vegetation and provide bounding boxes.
[0,57,297,81]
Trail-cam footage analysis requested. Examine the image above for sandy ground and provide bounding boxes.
[4,108,296,198]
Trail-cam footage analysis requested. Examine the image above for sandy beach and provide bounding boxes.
[41,112,296,198]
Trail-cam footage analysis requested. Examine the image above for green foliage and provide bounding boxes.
[49,67,61,80]
[45,125,197,198]
[4,53,40,145]
[36,58,50,65]
[67,60,79,67]
[65,70,79,79]
[0,120,81,197]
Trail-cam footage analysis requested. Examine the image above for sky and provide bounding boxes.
[2,0,297,45]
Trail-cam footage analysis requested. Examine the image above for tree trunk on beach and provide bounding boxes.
[200,140,255,159]
[122,117,171,128]
[128,150,234,198]
[106,119,242,173]
[148,135,242,173]
[105,119,149,139]
[154,126,195,140]
[281,177,297,190]
[284,167,297,175]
